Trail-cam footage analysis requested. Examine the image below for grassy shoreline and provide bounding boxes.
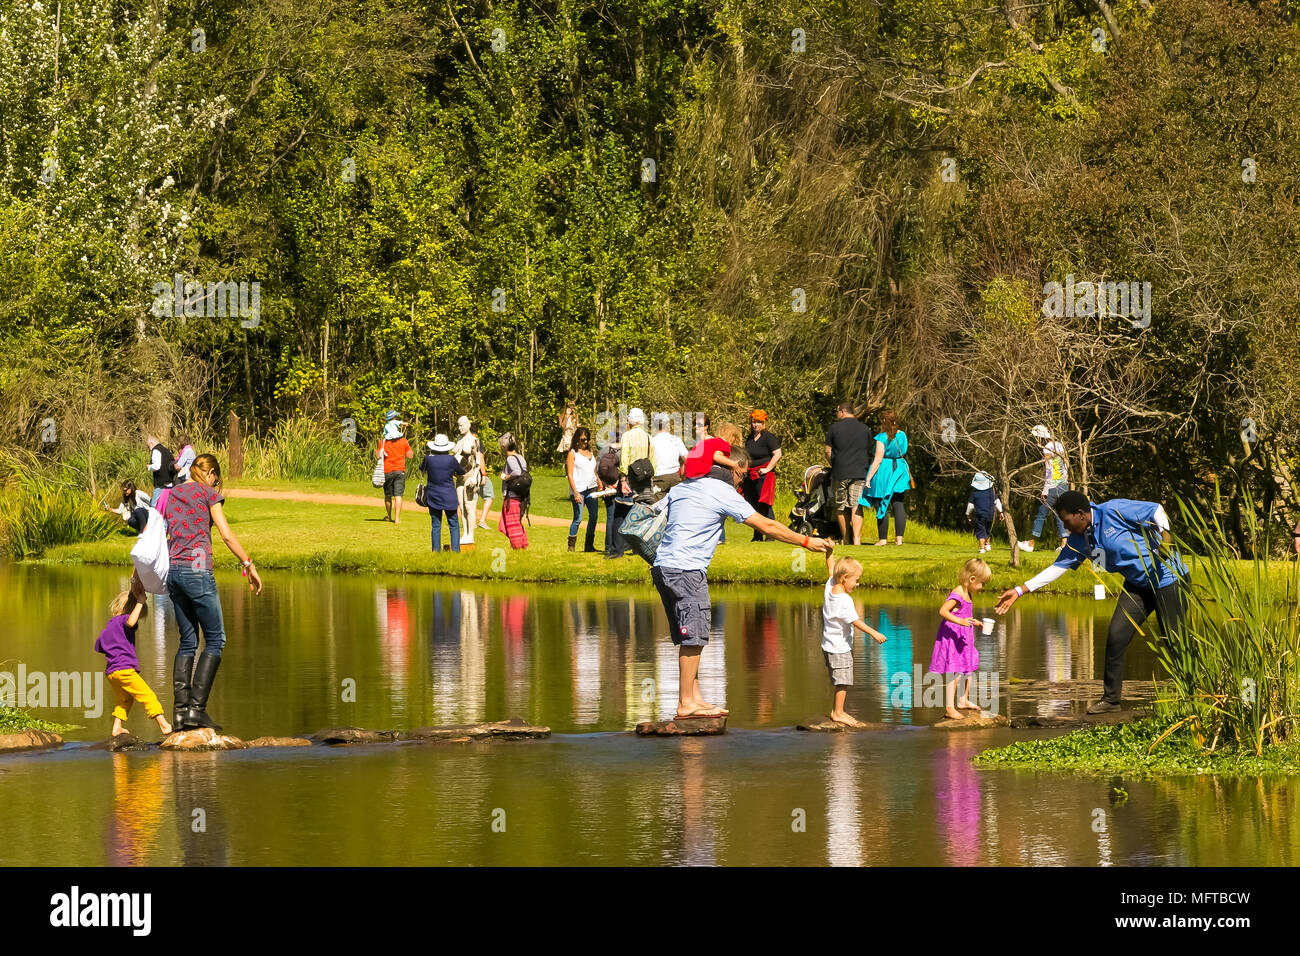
[975,718,1300,777]
[38,479,1104,590]
[29,475,1297,593]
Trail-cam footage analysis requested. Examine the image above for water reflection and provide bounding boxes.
[0,565,1172,735]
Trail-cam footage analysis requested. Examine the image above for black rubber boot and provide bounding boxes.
[172,652,194,730]
[184,652,223,731]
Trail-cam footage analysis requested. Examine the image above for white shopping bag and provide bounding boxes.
[129,491,171,594]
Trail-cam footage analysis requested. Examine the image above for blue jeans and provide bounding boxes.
[1031,483,1068,540]
[569,490,598,549]
[167,569,226,657]
[430,508,460,552]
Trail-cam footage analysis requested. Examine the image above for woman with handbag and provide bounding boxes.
[498,433,530,549]
[376,410,413,525]
[861,409,911,546]
[420,434,465,552]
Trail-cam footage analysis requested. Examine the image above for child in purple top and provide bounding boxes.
[94,575,172,738]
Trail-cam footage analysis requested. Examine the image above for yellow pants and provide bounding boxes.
[108,669,164,721]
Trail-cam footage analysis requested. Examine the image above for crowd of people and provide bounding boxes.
[95,402,1192,738]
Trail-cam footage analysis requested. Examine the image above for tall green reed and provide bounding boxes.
[1152,497,1300,755]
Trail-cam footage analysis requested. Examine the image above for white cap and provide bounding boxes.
[628,407,646,426]
[971,471,993,491]
[1031,425,1051,440]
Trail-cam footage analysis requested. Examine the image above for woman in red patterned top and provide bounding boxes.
[163,453,263,731]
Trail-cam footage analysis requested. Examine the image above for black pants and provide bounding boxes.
[877,492,906,540]
[1104,581,1187,703]
[749,503,774,540]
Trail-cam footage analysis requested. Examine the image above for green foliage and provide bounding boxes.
[1149,497,1300,754]
[975,717,1300,777]
[0,707,78,735]
[0,454,121,558]
[229,417,369,482]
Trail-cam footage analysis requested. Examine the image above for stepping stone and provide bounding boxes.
[932,713,1011,731]
[636,716,727,736]
[314,727,401,745]
[0,729,63,753]
[797,717,891,732]
[1009,709,1139,729]
[245,736,314,747]
[161,728,247,751]
[405,718,550,741]
[110,732,154,752]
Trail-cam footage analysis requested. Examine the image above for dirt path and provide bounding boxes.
[225,486,597,530]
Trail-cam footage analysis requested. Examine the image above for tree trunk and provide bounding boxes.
[228,412,244,479]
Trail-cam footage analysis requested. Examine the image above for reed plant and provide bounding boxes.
[1151,497,1300,755]
[213,416,366,482]
[0,451,121,558]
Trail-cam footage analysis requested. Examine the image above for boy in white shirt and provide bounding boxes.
[822,551,887,727]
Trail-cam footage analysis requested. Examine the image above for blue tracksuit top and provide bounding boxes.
[1051,499,1188,591]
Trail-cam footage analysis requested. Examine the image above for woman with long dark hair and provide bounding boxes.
[861,409,911,545]
[164,453,262,730]
[565,426,600,552]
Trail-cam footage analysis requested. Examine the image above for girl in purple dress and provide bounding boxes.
[930,558,991,720]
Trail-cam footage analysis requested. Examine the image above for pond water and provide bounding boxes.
[0,563,1293,866]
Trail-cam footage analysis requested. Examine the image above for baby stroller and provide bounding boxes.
[788,465,839,539]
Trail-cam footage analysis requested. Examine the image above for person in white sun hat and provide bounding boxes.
[1018,425,1069,553]
[420,433,464,552]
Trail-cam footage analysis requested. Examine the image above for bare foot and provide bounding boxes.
[873,540,887,547]
[830,712,867,728]
[957,699,978,710]
[676,706,727,719]
[943,709,964,720]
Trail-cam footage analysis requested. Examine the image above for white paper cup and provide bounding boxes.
[981,617,995,635]
[1094,583,1106,600]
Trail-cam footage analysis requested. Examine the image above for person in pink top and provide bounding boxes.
[930,558,991,721]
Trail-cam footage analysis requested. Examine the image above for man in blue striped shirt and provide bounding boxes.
[995,490,1189,714]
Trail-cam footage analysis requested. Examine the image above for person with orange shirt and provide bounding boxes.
[378,410,414,525]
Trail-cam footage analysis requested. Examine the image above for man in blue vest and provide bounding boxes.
[994,490,1188,714]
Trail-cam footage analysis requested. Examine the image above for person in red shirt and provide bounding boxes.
[681,414,743,481]
[378,410,414,524]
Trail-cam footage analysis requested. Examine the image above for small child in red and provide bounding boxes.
[682,422,744,481]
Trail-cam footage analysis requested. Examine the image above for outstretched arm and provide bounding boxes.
[744,513,833,551]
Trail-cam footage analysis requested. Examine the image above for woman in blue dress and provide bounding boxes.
[860,409,911,545]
